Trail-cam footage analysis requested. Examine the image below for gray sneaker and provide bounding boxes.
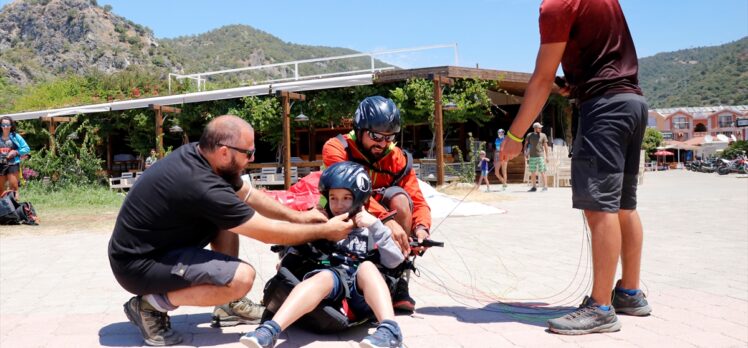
[548,296,621,335]
[612,280,652,316]
[360,320,404,348]
[211,297,264,327]
[123,296,183,346]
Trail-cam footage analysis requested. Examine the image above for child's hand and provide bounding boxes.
[353,210,378,228]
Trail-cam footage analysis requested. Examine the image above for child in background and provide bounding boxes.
[241,161,405,348]
[476,150,490,192]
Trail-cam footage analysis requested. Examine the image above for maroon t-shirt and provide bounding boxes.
[539,0,642,102]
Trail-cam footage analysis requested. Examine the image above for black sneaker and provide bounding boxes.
[612,280,652,316]
[528,187,537,192]
[392,277,415,313]
[360,320,404,348]
[240,321,280,348]
[123,296,183,346]
[211,297,264,327]
[547,296,621,335]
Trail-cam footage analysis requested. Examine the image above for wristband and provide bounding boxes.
[507,131,523,143]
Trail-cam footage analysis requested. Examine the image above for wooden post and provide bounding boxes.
[150,104,181,159]
[47,119,56,153]
[276,91,306,189]
[154,107,163,158]
[431,74,453,186]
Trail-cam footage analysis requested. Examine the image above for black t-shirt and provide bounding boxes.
[108,143,254,261]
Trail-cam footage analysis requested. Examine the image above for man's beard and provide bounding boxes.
[365,144,387,160]
[217,155,243,185]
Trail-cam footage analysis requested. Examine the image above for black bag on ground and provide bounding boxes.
[0,192,39,225]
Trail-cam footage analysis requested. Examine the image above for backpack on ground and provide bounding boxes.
[0,191,39,225]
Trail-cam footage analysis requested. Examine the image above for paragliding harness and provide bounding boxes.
[261,239,414,333]
[335,134,413,190]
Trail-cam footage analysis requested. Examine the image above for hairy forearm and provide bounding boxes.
[232,213,326,245]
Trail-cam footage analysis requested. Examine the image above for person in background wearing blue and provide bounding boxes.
[0,116,31,200]
[475,150,491,192]
[493,129,508,191]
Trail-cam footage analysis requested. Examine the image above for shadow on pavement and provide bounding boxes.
[275,324,372,347]
[417,302,576,327]
[98,313,242,347]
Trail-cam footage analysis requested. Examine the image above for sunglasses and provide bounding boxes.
[0,124,11,128]
[367,130,396,143]
[219,143,255,158]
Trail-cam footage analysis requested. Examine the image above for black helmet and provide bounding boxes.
[318,161,372,215]
[354,96,401,134]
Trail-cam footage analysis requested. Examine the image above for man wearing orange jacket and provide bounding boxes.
[322,96,431,312]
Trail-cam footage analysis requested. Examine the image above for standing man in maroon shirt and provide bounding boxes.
[500,0,651,334]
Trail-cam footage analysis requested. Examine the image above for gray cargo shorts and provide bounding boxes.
[571,93,648,213]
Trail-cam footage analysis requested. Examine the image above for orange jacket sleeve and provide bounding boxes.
[400,167,432,231]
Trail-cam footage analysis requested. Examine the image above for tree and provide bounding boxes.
[642,128,663,160]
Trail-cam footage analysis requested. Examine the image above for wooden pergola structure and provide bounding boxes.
[374,66,534,185]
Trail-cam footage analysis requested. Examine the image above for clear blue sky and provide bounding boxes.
[3,0,747,73]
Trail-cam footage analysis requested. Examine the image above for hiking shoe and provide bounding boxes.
[240,321,280,348]
[360,320,403,348]
[612,280,652,316]
[211,297,264,327]
[547,296,621,335]
[123,296,182,346]
[528,187,537,192]
[392,278,416,313]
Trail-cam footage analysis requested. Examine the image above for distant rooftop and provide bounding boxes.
[651,105,748,118]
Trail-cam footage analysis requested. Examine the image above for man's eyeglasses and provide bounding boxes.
[219,143,255,158]
[367,130,396,143]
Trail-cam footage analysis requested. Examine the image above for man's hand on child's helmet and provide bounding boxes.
[324,213,355,241]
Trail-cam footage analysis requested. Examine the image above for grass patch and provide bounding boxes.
[22,181,125,211]
[2,182,124,235]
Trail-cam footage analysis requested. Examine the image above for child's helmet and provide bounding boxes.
[318,161,372,215]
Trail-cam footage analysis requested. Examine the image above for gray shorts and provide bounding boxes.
[110,247,245,295]
[378,186,413,211]
[571,93,648,213]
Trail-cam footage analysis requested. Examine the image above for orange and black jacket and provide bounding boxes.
[322,131,431,232]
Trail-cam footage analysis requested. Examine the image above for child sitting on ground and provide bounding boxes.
[241,161,406,348]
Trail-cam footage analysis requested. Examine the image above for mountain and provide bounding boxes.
[0,0,181,84]
[162,25,372,83]
[0,0,370,87]
[639,37,748,108]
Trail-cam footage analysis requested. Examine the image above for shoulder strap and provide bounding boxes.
[391,151,413,186]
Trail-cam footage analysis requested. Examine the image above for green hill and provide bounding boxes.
[639,37,748,108]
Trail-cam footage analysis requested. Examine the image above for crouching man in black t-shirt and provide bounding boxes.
[108,115,353,346]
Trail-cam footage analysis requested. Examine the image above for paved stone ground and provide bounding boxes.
[1,170,746,347]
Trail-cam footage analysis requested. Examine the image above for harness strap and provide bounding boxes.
[335,134,412,187]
